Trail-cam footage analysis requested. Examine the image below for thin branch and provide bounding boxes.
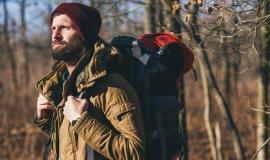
[250,107,270,115]
[250,137,270,160]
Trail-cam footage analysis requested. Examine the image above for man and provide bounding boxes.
[34,3,145,160]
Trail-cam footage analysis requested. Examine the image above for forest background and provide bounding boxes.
[0,0,269,160]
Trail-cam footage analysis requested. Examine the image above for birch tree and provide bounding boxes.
[144,0,156,33]
[17,0,29,87]
[3,0,18,89]
[256,0,270,159]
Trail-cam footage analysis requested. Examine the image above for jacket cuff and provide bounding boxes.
[72,111,92,133]
[34,113,49,126]
[33,112,51,136]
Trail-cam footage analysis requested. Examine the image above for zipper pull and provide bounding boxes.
[78,90,86,99]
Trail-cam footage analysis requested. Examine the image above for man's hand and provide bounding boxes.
[36,94,54,120]
[63,95,89,122]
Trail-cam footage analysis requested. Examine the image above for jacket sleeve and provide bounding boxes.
[72,101,145,160]
[34,111,53,136]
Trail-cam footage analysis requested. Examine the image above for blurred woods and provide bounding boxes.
[0,0,269,159]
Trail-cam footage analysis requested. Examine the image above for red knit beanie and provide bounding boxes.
[50,3,101,47]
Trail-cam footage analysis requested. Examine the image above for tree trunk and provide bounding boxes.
[179,78,189,160]
[89,0,95,7]
[257,0,270,160]
[156,0,164,32]
[18,0,29,87]
[3,0,18,89]
[161,0,180,33]
[200,54,218,160]
[219,3,231,105]
[232,36,240,92]
[144,0,156,33]
[224,59,231,104]
[256,1,270,159]
[256,80,268,160]
[47,0,53,47]
[113,1,120,36]
[215,122,222,160]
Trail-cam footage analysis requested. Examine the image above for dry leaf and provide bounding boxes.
[196,0,203,5]
[185,14,190,22]
[213,3,221,9]
[234,16,239,24]
[184,2,191,10]
[206,7,213,14]
[172,2,181,16]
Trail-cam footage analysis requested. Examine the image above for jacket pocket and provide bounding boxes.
[108,103,136,132]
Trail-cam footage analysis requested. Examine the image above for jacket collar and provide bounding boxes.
[36,38,120,107]
[75,38,119,92]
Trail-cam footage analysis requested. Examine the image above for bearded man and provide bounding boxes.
[34,3,144,160]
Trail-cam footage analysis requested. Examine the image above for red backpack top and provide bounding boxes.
[138,32,194,77]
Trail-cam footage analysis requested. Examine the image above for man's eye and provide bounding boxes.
[63,27,69,30]
[61,26,71,31]
[63,26,73,30]
[50,26,73,32]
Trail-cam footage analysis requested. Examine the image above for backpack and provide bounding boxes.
[110,32,194,160]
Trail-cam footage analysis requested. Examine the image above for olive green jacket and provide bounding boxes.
[34,38,145,160]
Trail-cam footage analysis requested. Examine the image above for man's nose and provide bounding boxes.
[52,28,62,41]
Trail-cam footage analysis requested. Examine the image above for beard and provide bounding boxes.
[51,37,84,62]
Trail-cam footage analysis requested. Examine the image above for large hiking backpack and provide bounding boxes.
[110,32,194,160]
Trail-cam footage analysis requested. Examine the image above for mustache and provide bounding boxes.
[52,40,68,45]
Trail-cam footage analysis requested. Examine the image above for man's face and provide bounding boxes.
[51,14,84,61]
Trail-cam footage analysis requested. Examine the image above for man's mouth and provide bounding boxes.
[55,43,64,46]
[52,41,67,48]
[53,41,67,45]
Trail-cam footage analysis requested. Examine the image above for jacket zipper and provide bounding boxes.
[36,48,93,160]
